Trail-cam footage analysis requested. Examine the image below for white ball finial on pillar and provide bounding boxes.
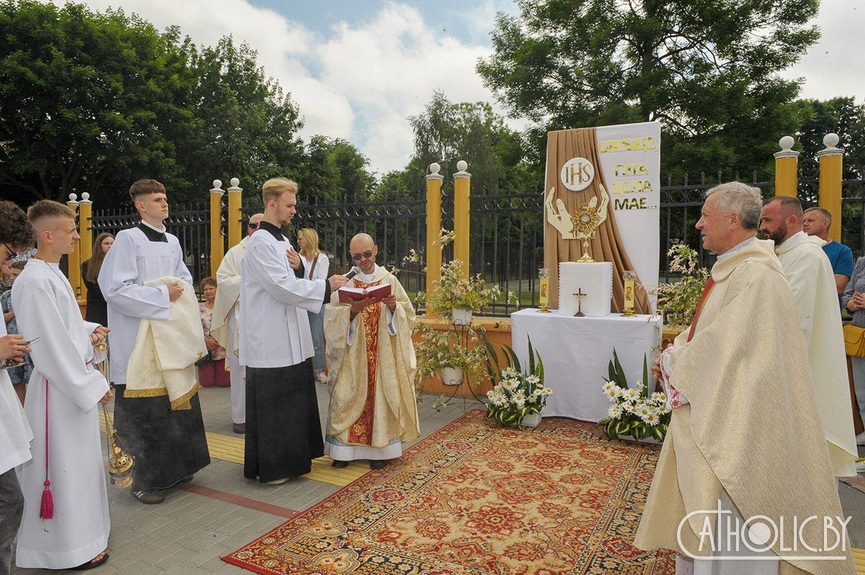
[213,179,223,189]
[429,163,441,175]
[457,160,468,173]
[823,133,840,149]
[773,135,799,159]
[817,133,843,158]
[68,193,77,202]
[230,177,240,187]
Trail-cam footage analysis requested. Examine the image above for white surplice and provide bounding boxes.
[98,227,193,384]
[212,238,248,425]
[776,232,858,476]
[239,226,325,368]
[12,259,110,569]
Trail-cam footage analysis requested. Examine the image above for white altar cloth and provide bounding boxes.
[510,309,662,422]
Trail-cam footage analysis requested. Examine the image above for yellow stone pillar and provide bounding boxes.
[77,192,93,302]
[817,133,844,242]
[425,163,443,299]
[66,193,82,299]
[453,160,471,280]
[227,178,243,250]
[773,135,799,197]
[210,180,225,276]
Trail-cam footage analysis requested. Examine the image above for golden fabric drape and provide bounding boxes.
[543,128,650,313]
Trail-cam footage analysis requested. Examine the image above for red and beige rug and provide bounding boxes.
[222,410,675,574]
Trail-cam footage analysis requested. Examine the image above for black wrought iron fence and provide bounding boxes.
[89,169,865,315]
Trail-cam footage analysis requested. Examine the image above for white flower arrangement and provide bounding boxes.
[484,339,551,428]
[598,349,671,442]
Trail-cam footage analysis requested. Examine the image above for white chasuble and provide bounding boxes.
[634,240,854,575]
[98,227,193,385]
[324,266,419,459]
[12,260,110,569]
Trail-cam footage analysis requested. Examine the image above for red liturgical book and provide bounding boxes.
[337,283,391,303]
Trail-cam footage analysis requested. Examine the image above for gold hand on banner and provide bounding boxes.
[545,187,577,239]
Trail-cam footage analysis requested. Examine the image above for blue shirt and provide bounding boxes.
[823,241,854,278]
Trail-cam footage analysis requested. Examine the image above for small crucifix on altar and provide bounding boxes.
[573,289,586,317]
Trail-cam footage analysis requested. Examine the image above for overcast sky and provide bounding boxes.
[45,0,865,177]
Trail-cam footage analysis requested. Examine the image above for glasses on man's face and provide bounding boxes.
[2,244,17,263]
[248,223,259,229]
[351,250,374,261]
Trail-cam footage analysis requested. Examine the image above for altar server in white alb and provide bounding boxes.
[13,201,112,571]
[99,179,210,505]
[0,202,35,575]
[211,212,263,435]
[239,177,346,484]
[760,195,858,476]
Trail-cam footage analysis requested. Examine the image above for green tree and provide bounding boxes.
[0,0,195,206]
[299,135,375,204]
[181,36,305,201]
[477,0,820,179]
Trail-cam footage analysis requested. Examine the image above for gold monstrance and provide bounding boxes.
[570,185,609,262]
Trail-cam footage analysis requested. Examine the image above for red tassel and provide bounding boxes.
[39,480,54,519]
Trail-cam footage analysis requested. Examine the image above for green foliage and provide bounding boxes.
[299,135,375,204]
[654,244,709,329]
[477,0,820,179]
[414,323,488,383]
[0,0,308,207]
[598,350,670,442]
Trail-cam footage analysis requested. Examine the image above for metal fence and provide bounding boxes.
[90,167,865,313]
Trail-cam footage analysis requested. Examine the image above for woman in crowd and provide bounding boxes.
[298,228,329,383]
[82,232,114,326]
[198,276,229,388]
[841,257,865,448]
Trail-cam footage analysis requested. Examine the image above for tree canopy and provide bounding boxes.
[0,0,309,208]
[477,0,821,179]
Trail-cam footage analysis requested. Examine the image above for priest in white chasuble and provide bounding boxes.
[13,201,112,570]
[635,183,854,575]
[760,196,857,477]
[324,233,419,470]
[0,202,35,575]
[211,213,263,435]
[239,178,346,484]
[98,179,210,505]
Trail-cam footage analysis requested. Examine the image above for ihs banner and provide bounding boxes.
[543,122,660,312]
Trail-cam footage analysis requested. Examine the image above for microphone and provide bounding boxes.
[344,266,360,280]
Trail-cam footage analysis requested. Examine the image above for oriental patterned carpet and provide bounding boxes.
[222,410,675,574]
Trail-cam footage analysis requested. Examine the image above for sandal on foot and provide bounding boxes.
[70,552,109,570]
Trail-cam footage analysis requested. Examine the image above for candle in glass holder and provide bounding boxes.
[622,270,637,316]
[538,268,550,313]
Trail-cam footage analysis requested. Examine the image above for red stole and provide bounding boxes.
[347,279,383,445]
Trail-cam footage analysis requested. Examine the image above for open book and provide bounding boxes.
[337,283,391,304]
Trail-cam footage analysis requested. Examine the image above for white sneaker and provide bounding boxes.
[857,432,865,446]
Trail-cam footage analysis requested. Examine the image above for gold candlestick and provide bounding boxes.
[622,270,637,316]
[538,268,550,313]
